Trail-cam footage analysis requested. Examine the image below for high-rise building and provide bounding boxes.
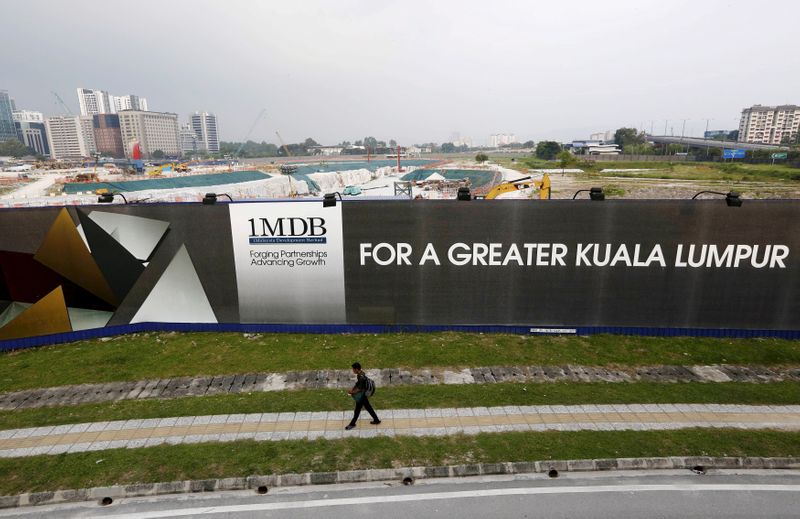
[12,110,44,123]
[93,114,124,158]
[489,133,517,147]
[190,112,219,153]
[15,121,50,156]
[0,90,17,142]
[45,116,95,159]
[77,88,113,116]
[180,123,202,154]
[111,94,148,112]
[738,104,800,145]
[118,110,181,158]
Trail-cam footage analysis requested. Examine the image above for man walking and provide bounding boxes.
[346,362,380,430]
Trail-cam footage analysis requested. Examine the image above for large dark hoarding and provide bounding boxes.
[0,199,798,346]
[343,200,800,330]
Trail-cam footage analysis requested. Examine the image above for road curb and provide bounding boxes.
[2,456,799,509]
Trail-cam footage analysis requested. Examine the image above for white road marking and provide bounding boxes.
[100,484,800,518]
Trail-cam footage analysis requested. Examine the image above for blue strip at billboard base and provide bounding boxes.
[1,323,799,352]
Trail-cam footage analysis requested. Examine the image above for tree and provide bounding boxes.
[151,149,165,159]
[441,142,456,153]
[363,136,378,149]
[475,152,488,163]
[522,140,535,148]
[614,128,645,147]
[535,141,561,160]
[0,139,34,158]
[389,139,397,148]
[556,150,575,173]
[304,137,320,147]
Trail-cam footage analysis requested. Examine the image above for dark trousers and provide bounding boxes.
[349,394,379,425]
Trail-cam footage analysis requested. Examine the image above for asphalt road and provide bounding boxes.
[3,470,800,518]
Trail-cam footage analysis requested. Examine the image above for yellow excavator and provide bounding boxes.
[484,173,551,199]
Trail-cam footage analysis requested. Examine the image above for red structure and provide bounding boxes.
[132,142,142,160]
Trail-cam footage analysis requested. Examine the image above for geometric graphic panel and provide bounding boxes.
[0,286,72,340]
[77,208,145,303]
[0,250,113,311]
[0,303,111,332]
[33,208,118,306]
[130,245,218,324]
[87,211,170,261]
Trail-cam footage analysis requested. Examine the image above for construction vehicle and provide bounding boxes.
[275,131,292,157]
[484,174,551,200]
[147,163,176,176]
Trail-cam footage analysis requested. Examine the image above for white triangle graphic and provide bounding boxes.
[130,245,217,324]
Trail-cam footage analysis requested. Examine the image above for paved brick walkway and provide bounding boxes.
[1,404,798,459]
[2,364,797,410]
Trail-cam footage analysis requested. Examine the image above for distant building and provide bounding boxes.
[489,133,517,147]
[15,121,50,156]
[92,114,124,158]
[589,131,613,142]
[739,104,800,145]
[703,130,731,139]
[309,145,343,156]
[45,116,95,159]
[190,112,219,153]
[79,88,149,116]
[12,110,44,123]
[586,143,621,155]
[77,88,113,116]
[111,94,148,112]
[0,91,17,142]
[118,110,181,158]
[180,124,202,155]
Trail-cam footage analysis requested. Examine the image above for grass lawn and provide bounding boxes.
[1,428,798,495]
[495,156,800,183]
[2,381,798,431]
[2,332,800,393]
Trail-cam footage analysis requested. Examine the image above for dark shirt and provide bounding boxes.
[353,372,367,393]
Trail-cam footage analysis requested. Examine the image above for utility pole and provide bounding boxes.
[681,119,689,154]
[703,118,712,158]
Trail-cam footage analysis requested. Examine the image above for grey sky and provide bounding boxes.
[3,0,799,146]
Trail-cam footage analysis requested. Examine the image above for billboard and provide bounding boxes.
[772,152,788,160]
[723,149,746,159]
[0,199,798,346]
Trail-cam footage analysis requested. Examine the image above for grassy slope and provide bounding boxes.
[3,332,800,392]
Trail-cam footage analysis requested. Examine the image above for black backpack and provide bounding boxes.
[364,376,376,397]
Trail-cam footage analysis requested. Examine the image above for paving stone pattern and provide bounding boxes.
[1,404,799,459]
[1,364,798,411]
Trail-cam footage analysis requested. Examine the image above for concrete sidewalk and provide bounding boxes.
[1,404,799,459]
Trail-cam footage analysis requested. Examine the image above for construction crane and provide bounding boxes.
[51,91,73,115]
[275,131,292,157]
[234,108,267,158]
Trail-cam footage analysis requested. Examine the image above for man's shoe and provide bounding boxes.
[370,420,381,425]
[345,424,356,430]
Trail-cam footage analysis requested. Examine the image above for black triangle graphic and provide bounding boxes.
[76,208,145,303]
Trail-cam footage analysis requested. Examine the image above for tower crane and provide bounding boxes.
[275,131,292,157]
[234,109,267,158]
[51,91,73,115]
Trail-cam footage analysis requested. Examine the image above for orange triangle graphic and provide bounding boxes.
[33,208,118,306]
[0,286,72,340]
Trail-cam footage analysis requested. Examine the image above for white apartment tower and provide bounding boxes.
[112,94,148,112]
[738,104,800,145]
[44,116,96,159]
[77,88,112,116]
[117,110,181,158]
[78,88,149,115]
[190,112,219,153]
[489,133,517,147]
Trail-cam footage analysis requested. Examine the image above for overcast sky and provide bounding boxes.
[3,0,799,145]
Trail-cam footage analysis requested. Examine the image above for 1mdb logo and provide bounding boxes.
[248,217,327,244]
